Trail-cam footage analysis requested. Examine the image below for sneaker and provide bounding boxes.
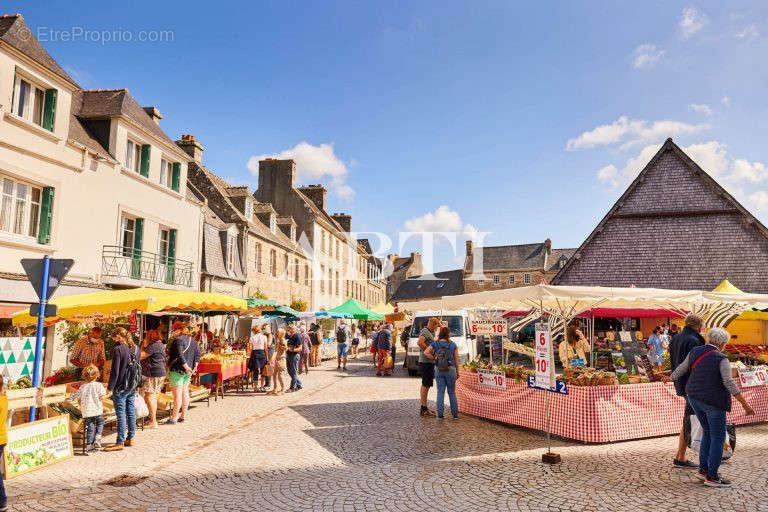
[695,469,707,481]
[94,438,103,449]
[437,415,444,419]
[452,415,459,419]
[705,475,732,487]
[124,438,134,447]
[164,419,177,425]
[420,408,436,417]
[343,367,347,372]
[673,458,697,469]
[103,443,124,452]
[86,443,94,452]
[178,418,185,423]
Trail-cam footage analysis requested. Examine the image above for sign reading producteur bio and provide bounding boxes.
[470,320,505,336]
[534,322,554,389]
[477,368,506,389]
[4,414,73,479]
[738,366,768,388]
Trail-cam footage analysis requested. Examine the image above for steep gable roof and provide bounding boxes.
[391,269,464,302]
[465,242,552,272]
[0,14,77,85]
[553,138,768,293]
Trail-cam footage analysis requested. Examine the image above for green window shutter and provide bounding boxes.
[171,162,181,192]
[42,89,57,131]
[139,145,151,177]
[37,187,54,244]
[166,229,177,284]
[131,218,144,278]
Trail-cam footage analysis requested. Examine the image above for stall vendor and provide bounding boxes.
[559,322,590,367]
[195,322,215,343]
[71,326,107,379]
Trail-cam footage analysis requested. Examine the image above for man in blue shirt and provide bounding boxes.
[286,324,303,391]
[376,324,392,377]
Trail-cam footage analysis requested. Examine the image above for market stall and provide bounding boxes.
[405,283,768,442]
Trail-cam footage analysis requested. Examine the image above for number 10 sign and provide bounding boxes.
[534,322,554,389]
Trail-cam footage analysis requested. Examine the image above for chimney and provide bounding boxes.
[544,238,552,254]
[298,184,327,212]
[143,106,163,125]
[255,159,296,208]
[466,240,474,257]
[331,213,351,232]
[409,252,423,276]
[176,134,203,164]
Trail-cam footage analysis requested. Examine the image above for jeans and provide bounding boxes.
[112,389,136,444]
[688,397,727,479]
[286,353,302,390]
[0,445,6,507]
[85,415,105,445]
[435,367,458,418]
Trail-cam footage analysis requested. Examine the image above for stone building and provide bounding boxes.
[356,239,386,308]
[254,159,382,310]
[463,240,574,293]
[384,252,423,302]
[553,138,768,293]
[180,138,311,307]
[390,269,465,305]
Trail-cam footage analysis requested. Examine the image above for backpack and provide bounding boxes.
[435,341,452,372]
[336,326,348,344]
[121,345,142,392]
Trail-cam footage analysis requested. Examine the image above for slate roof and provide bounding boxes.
[392,256,412,272]
[0,14,77,85]
[67,98,115,162]
[76,89,182,153]
[465,241,573,273]
[391,269,465,302]
[547,248,577,272]
[552,138,768,293]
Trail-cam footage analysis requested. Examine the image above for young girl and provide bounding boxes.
[69,364,106,452]
[268,328,287,395]
[0,374,8,510]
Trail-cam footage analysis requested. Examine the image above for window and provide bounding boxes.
[126,140,141,173]
[12,75,53,129]
[290,225,296,242]
[294,259,300,283]
[335,240,339,260]
[0,176,41,238]
[508,275,515,285]
[121,216,136,256]
[244,198,253,220]
[269,249,277,277]
[436,281,445,289]
[255,242,262,273]
[284,253,289,279]
[226,236,235,272]
[304,264,310,286]
[159,229,170,260]
[329,268,333,295]
[335,271,340,296]
[160,159,174,187]
[493,275,500,285]
[269,214,276,234]
[320,265,325,292]
[322,231,327,253]
[524,273,532,285]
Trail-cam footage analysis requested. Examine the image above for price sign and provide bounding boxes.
[470,320,506,336]
[738,366,768,388]
[477,369,506,389]
[534,322,554,389]
[527,375,569,395]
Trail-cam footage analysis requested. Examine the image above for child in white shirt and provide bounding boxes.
[69,365,106,452]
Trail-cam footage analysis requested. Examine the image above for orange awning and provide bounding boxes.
[0,304,27,319]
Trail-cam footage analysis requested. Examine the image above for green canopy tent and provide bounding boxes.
[262,305,301,319]
[328,298,385,321]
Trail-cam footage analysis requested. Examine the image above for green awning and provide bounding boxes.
[263,305,301,319]
[247,297,279,309]
[328,298,384,321]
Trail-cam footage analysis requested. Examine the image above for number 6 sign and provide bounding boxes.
[534,322,553,389]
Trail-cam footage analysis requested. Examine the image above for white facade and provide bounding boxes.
[0,36,202,305]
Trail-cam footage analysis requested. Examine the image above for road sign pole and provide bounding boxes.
[28,255,51,422]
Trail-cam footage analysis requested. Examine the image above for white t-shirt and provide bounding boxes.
[250,333,267,350]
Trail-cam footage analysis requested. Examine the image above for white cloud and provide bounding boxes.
[566,116,709,151]
[403,205,477,237]
[632,43,665,69]
[735,24,759,40]
[680,6,707,38]
[247,142,354,199]
[595,140,768,214]
[688,103,712,116]
[721,96,732,107]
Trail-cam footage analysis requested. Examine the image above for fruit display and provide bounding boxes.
[8,377,33,390]
[43,366,78,387]
[726,344,768,363]
[506,342,534,357]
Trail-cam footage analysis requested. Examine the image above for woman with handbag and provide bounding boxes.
[248,325,270,392]
[166,322,201,425]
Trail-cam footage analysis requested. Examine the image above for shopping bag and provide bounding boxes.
[384,355,394,369]
[134,393,149,418]
[262,362,273,377]
[687,415,735,460]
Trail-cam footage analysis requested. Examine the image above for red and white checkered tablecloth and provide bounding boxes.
[455,372,768,443]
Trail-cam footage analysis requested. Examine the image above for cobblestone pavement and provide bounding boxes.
[7,354,768,512]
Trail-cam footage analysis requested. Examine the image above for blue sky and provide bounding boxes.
[9,1,768,271]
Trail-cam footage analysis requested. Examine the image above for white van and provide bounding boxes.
[404,310,476,376]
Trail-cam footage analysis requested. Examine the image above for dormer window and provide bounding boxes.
[12,74,57,131]
[245,198,253,221]
[290,225,296,242]
[269,214,276,234]
[226,235,235,272]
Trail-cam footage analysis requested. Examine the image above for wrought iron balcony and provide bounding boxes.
[101,245,194,287]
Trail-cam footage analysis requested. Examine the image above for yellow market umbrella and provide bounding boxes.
[712,279,744,294]
[371,303,395,315]
[711,280,768,321]
[12,288,247,326]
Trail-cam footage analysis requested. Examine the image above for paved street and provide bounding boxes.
[7,355,768,512]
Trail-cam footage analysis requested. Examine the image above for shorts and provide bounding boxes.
[142,375,165,394]
[419,362,435,388]
[169,371,191,387]
[351,338,360,346]
[337,343,349,357]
